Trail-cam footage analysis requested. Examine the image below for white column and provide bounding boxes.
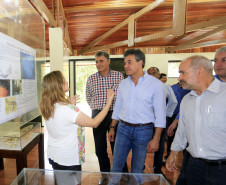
[49,28,64,72]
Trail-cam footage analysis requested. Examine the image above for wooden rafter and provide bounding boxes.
[79,40,129,54]
[56,0,60,26]
[167,39,226,52]
[30,0,72,55]
[128,14,135,47]
[80,14,226,55]
[172,0,187,37]
[185,16,226,33]
[134,0,165,19]
[63,0,226,13]
[135,29,172,43]
[59,0,72,54]
[79,18,129,54]
[30,0,57,27]
[167,24,226,52]
[26,0,226,55]
[80,29,173,54]
[80,0,165,54]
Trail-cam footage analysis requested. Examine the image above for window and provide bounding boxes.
[168,60,181,78]
[168,59,215,78]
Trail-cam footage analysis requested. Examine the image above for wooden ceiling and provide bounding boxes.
[29,0,226,55]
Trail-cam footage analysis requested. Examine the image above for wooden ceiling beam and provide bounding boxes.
[59,0,72,55]
[172,0,187,37]
[30,0,57,27]
[79,15,226,55]
[128,14,135,47]
[134,0,165,19]
[167,24,226,52]
[186,16,226,33]
[80,40,129,54]
[81,29,172,54]
[80,0,165,54]
[64,19,72,55]
[31,0,72,55]
[63,0,226,13]
[80,1,226,55]
[79,18,130,54]
[135,29,172,43]
[167,39,226,52]
[64,3,150,13]
[56,0,60,26]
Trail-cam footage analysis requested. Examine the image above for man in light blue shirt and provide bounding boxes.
[166,55,226,185]
[108,49,166,184]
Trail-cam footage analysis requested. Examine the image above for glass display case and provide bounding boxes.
[11,168,170,185]
[0,122,44,175]
[0,122,41,150]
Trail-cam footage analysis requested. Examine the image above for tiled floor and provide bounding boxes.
[0,127,182,185]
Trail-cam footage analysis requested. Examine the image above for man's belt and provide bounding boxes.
[198,158,226,166]
[120,120,153,127]
[189,153,226,166]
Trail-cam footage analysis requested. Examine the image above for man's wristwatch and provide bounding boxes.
[110,125,115,129]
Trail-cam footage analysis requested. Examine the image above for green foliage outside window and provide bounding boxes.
[76,65,97,103]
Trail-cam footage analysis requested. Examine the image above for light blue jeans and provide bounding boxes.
[109,121,154,184]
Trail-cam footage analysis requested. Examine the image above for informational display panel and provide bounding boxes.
[0,32,37,124]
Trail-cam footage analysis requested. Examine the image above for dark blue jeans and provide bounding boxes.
[92,110,128,173]
[177,152,226,185]
[110,121,154,184]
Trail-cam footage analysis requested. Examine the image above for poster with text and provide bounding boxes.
[0,32,37,124]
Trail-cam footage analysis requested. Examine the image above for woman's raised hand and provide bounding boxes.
[70,94,80,105]
[107,89,114,103]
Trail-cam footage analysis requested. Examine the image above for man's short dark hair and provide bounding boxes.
[124,49,145,68]
[95,51,110,60]
[160,73,167,79]
[148,67,159,72]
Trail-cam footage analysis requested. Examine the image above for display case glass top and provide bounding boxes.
[11,168,170,185]
[0,122,41,150]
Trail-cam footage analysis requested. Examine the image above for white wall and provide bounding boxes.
[144,52,215,85]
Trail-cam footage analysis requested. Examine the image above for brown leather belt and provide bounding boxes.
[121,120,153,127]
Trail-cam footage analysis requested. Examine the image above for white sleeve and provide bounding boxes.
[63,105,81,124]
[171,99,188,151]
[166,85,178,117]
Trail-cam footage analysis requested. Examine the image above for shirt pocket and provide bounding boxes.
[207,105,226,128]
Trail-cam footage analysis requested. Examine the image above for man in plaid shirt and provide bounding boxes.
[86,51,127,184]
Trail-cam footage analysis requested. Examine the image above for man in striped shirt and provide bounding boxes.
[86,51,126,184]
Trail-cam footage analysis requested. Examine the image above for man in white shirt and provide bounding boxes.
[147,67,177,173]
[166,55,226,185]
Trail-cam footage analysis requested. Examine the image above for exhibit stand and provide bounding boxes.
[0,122,44,175]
